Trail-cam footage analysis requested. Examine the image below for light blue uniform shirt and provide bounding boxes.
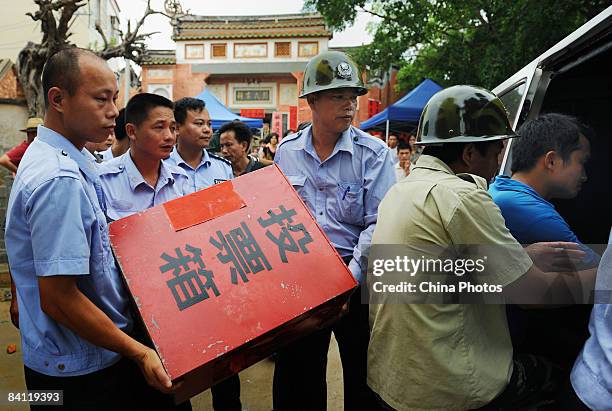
[274,125,396,282]
[83,148,101,164]
[164,147,233,194]
[99,150,189,221]
[571,228,612,410]
[5,126,132,377]
[98,147,114,162]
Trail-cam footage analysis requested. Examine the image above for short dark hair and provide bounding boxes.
[125,93,174,127]
[114,108,128,140]
[397,140,411,153]
[510,113,592,173]
[174,97,205,125]
[423,142,492,165]
[42,47,100,107]
[264,132,278,144]
[219,121,253,150]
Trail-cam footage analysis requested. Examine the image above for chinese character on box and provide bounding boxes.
[109,165,357,403]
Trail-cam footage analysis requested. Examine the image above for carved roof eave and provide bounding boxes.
[173,31,332,41]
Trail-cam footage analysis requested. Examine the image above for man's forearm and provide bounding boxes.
[38,276,147,360]
[0,155,17,173]
[506,265,597,305]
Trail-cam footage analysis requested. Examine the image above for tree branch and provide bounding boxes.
[57,0,86,40]
[358,6,401,25]
[96,0,170,63]
[95,23,109,49]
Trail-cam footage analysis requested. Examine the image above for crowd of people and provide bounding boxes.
[382,132,423,182]
[2,46,610,411]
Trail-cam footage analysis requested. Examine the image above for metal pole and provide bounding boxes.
[124,59,130,108]
[385,120,390,142]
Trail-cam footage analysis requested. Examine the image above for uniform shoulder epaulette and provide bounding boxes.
[166,162,188,178]
[278,130,302,147]
[56,149,80,176]
[351,127,387,154]
[98,158,125,176]
[208,152,232,166]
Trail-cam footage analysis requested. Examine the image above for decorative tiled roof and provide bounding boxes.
[179,21,325,30]
[174,31,331,41]
[173,12,331,41]
[141,50,176,66]
[0,59,13,80]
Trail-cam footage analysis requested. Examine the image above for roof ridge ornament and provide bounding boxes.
[164,0,184,17]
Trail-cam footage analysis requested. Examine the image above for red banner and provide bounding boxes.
[289,106,298,131]
[240,108,265,119]
[368,98,382,118]
[271,112,283,135]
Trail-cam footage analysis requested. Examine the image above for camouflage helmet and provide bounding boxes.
[416,85,518,145]
[299,50,367,98]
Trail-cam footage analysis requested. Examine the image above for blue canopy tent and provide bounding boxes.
[360,78,443,137]
[194,88,263,130]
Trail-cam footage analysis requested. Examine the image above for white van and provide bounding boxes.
[494,5,612,245]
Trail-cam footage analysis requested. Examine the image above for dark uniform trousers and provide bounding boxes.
[24,358,192,411]
[211,374,241,411]
[272,256,380,411]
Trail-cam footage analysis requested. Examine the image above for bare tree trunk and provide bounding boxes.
[16,0,170,117]
[16,42,47,117]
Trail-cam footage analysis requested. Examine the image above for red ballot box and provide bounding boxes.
[109,165,358,402]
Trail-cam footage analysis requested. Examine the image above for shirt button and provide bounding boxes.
[44,361,49,367]
[57,364,65,371]
[61,150,68,156]
[319,212,323,216]
[319,187,323,191]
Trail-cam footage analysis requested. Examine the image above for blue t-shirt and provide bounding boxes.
[489,175,599,269]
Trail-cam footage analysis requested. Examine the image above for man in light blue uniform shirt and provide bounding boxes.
[168,98,242,411]
[272,51,395,411]
[99,93,188,222]
[568,231,612,410]
[165,97,232,193]
[5,48,175,409]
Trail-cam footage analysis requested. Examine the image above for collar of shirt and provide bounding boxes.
[491,175,555,208]
[291,125,354,162]
[36,126,99,181]
[82,148,98,164]
[170,146,211,170]
[411,154,455,175]
[412,154,489,190]
[122,149,175,192]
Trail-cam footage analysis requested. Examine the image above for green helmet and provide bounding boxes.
[299,51,367,98]
[416,85,518,145]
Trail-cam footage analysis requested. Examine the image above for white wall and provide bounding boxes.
[0,103,29,150]
[0,0,121,61]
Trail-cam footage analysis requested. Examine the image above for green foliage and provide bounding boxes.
[308,0,610,92]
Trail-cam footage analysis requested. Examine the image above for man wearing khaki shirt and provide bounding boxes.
[367,86,596,411]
